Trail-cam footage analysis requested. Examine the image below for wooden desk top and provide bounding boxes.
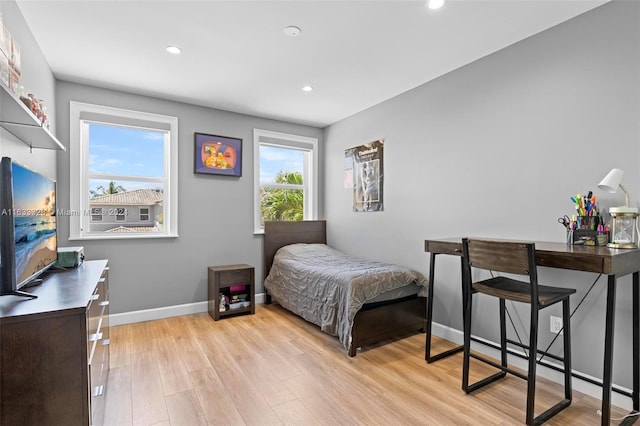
[425,238,640,276]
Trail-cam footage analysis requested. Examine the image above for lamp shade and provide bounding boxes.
[598,168,624,193]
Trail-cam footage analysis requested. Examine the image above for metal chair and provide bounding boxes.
[461,238,575,425]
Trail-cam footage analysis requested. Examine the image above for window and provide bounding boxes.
[253,129,318,233]
[69,102,178,239]
[90,208,103,222]
[115,208,126,222]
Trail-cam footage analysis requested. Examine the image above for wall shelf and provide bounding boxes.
[0,83,66,151]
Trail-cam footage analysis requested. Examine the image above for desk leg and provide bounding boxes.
[602,274,617,425]
[425,252,463,363]
[633,271,639,415]
[618,271,640,426]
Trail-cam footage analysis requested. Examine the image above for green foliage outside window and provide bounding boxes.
[260,171,303,222]
[90,180,126,198]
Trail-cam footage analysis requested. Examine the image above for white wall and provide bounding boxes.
[323,1,639,391]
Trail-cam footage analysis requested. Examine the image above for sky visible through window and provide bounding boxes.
[89,123,164,194]
[260,145,304,184]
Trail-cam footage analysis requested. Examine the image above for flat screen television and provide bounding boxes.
[0,157,57,298]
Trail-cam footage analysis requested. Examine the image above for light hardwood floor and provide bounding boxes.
[105,304,628,426]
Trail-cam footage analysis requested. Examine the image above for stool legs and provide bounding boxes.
[462,296,572,425]
[529,299,572,425]
[562,298,573,402]
[526,307,539,425]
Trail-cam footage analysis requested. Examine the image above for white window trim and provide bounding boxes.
[253,129,318,234]
[69,101,179,240]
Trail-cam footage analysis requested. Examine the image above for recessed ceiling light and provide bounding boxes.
[302,85,313,92]
[427,0,445,10]
[166,45,182,55]
[284,26,302,37]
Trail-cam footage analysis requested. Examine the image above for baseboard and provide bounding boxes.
[431,321,633,412]
[109,292,267,326]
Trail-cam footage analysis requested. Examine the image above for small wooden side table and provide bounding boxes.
[207,264,255,321]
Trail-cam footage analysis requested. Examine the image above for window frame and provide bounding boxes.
[253,129,318,234]
[69,101,179,240]
[115,208,126,222]
[90,208,103,222]
[140,207,150,222]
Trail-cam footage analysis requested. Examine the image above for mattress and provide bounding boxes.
[264,243,429,350]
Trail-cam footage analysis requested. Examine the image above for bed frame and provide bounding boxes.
[264,220,426,357]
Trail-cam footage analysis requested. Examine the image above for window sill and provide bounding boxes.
[69,233,179,241]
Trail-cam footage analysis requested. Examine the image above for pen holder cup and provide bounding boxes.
[567,216,604,245]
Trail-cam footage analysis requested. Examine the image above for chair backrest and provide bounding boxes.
[462,238,540,304]
[463,239,536,276]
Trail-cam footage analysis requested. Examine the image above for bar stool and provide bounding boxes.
[461,238,575,425]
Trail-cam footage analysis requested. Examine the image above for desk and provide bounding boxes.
[424,238,640,426]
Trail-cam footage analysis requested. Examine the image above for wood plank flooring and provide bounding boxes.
[105,304,628,426]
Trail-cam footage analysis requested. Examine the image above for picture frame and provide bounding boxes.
[194,132,242,176]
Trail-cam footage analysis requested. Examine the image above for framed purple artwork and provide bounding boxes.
[194,133,242,176]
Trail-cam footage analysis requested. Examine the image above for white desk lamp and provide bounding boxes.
[597,168,639,248]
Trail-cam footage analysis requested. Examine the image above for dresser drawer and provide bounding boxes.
[87,280,106,335]
[425,240,463,256]
[87,280,107,361]
[88,266,109,426]
[90,338,108,398]
[217,268,252,287]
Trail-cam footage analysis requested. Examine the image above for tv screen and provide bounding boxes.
[11,161,57,289]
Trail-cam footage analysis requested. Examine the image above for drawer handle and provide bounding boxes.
[98,278,106,283]
[93,385,104,397]
[90,293,100,301]
[89,332,103,342]
[99,300,110,307]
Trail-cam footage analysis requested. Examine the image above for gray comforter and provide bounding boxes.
[264,243,429,351]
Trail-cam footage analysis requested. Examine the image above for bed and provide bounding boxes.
[263,220,428,357]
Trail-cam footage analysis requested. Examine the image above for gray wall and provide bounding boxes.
[54,81,323,315]
[0,0,57,177]
[323,1,639,390]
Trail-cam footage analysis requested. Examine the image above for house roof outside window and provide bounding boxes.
[90,189,163,206]
[105,225,161,233]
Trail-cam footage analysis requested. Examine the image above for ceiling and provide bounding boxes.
[16,0,609,128]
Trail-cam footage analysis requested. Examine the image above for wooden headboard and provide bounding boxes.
[264,220,327,278]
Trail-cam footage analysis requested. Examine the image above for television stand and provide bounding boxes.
[21,278,44,289]
[3,289,37,299]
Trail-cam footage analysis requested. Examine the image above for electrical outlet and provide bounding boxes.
[550,316,563,335]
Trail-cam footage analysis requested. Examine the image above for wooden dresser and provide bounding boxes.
[0,260,110,426]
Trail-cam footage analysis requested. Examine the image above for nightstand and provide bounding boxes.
[207,264,255,320]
